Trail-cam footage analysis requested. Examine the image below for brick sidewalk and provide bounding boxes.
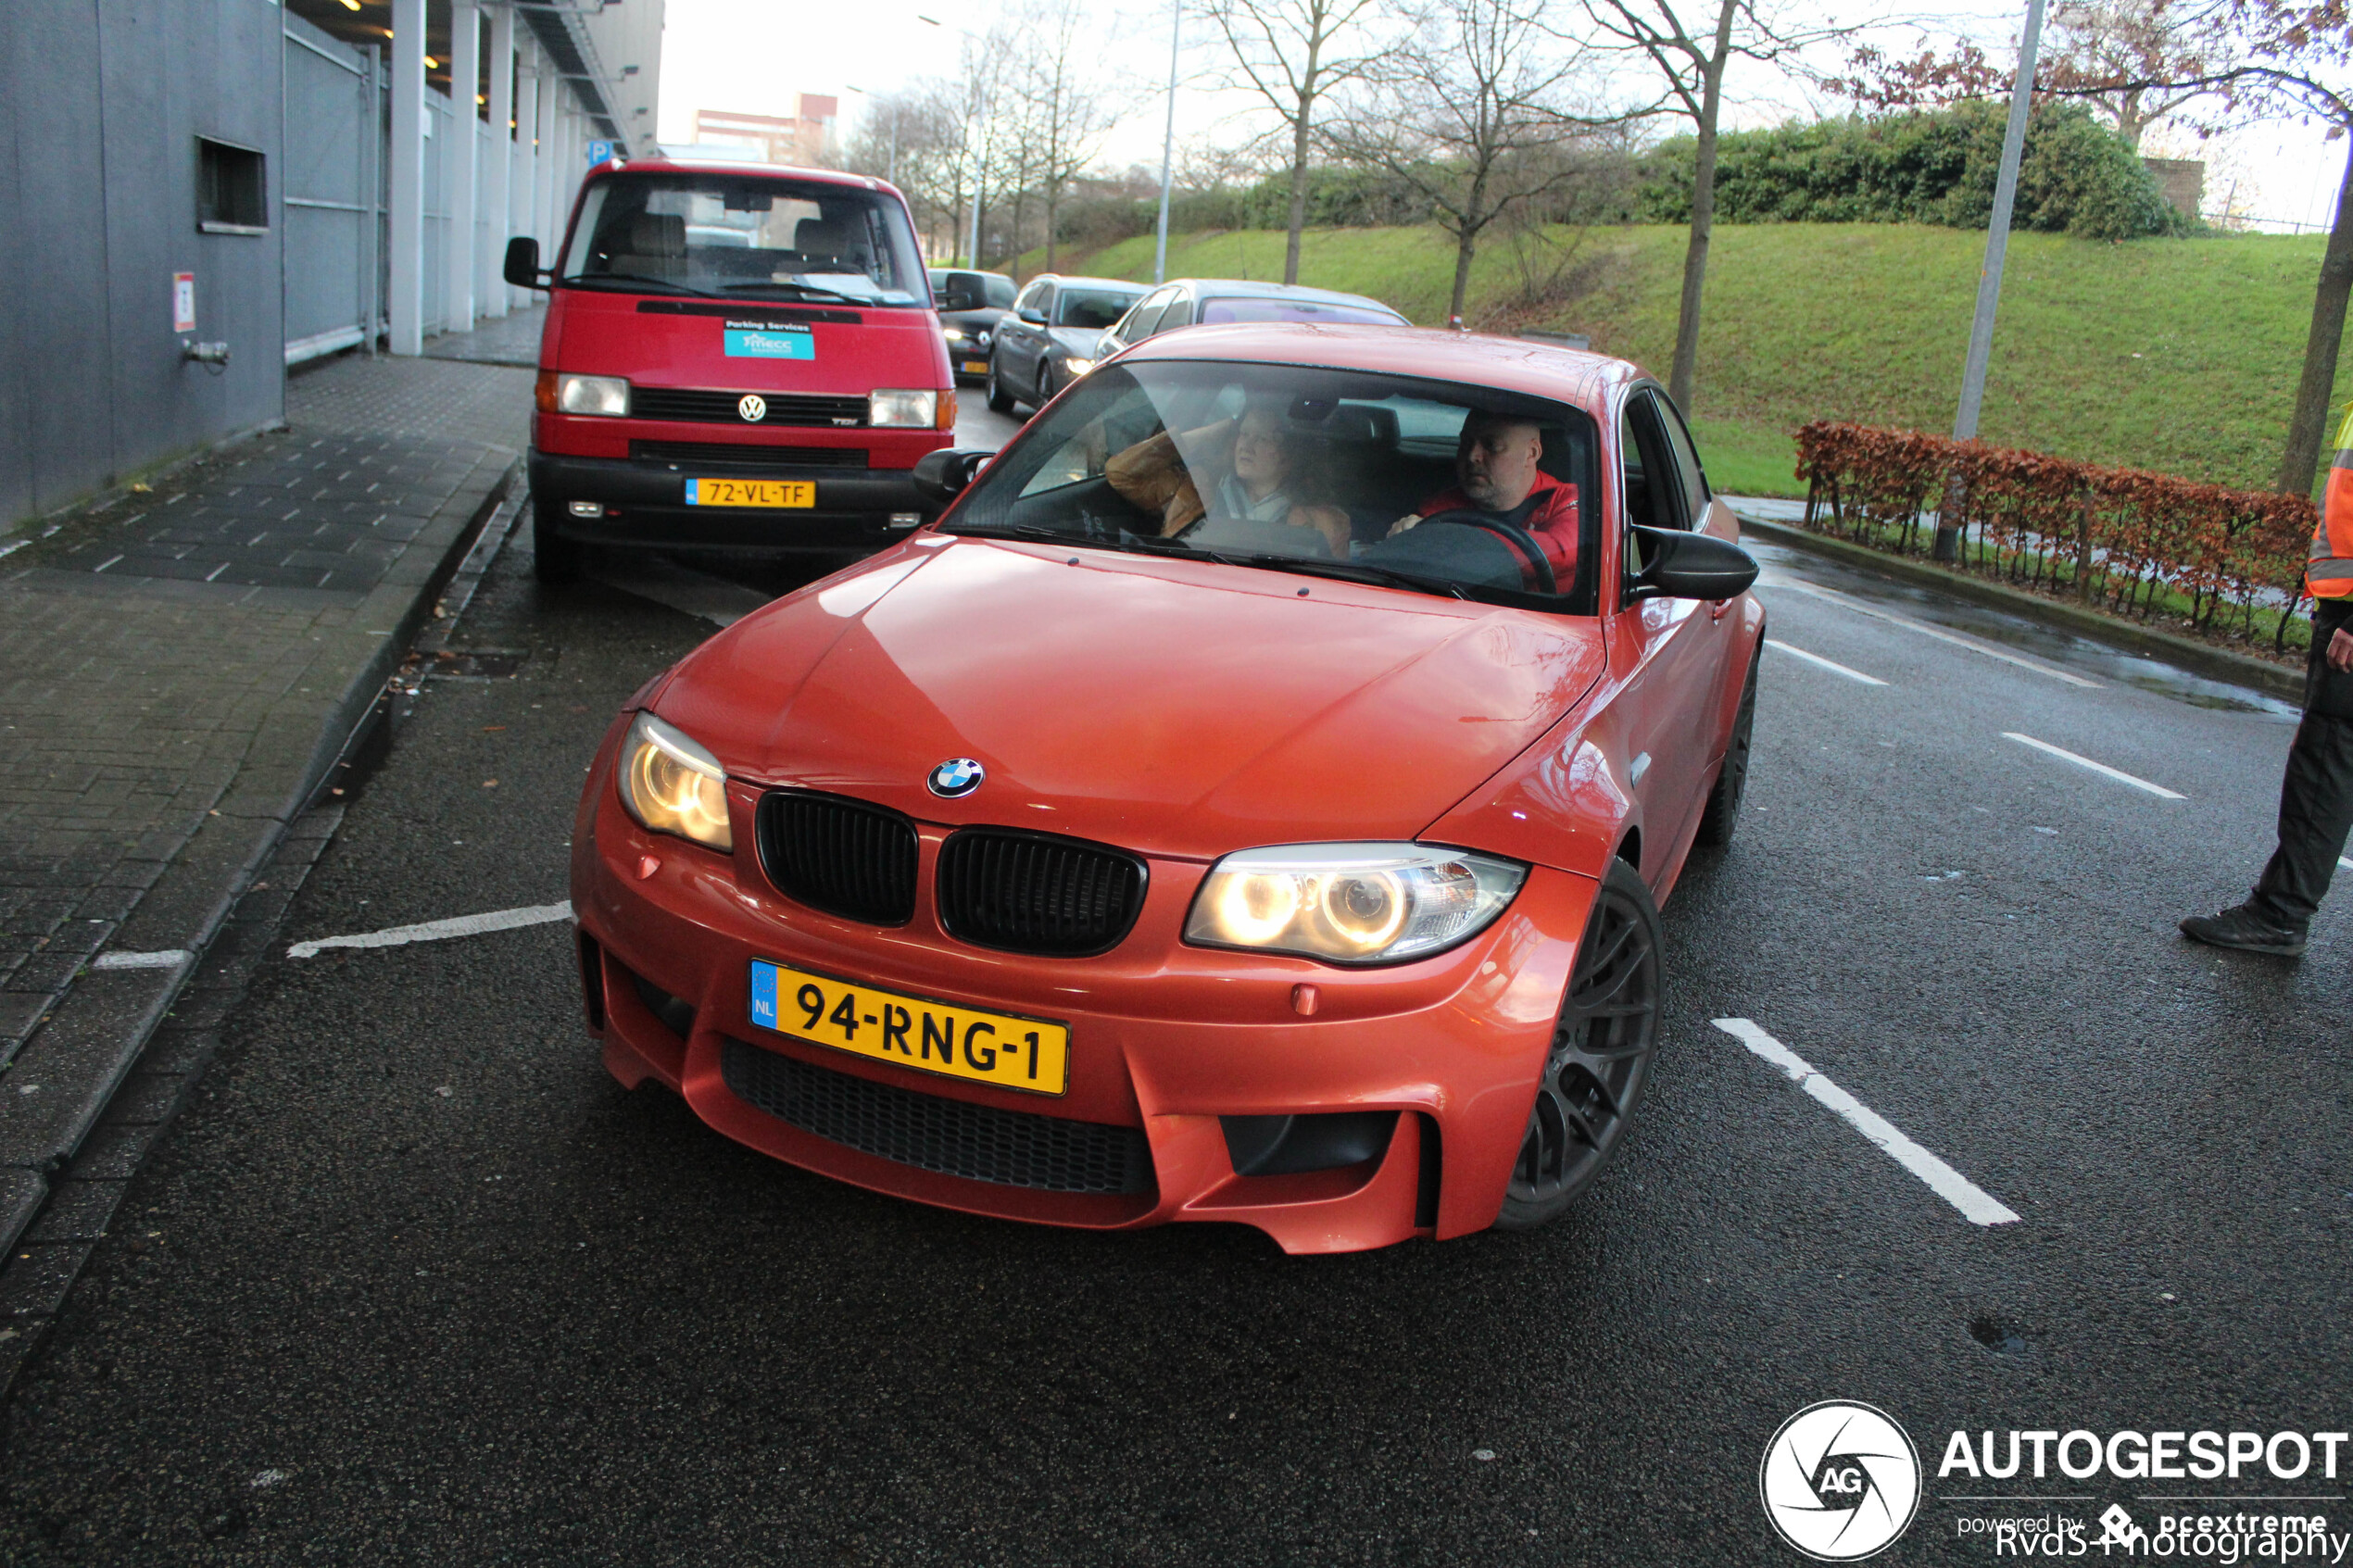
[0,349,531,1249]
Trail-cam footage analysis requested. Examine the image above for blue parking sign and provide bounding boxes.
[586,139,616,166]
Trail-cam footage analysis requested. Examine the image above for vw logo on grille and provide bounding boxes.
[737,394,767,422]
[927,758,985,797]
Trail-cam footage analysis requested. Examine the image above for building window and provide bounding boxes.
[196,138,268,235]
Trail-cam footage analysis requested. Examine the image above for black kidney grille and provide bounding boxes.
[632,387,868,427]
[722,1038,1151,1195]
[632,439,868,469]
[756,791,919,925]
[937,830,1147,956]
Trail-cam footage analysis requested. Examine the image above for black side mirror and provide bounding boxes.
[1626,525,1757,602]
[912,448,992,506]
[942,286,982,312]
[1018,306,1048,326]
[504,235,547,290]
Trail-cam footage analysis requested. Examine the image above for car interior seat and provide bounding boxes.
[793,216,873,275]
[617,213,687,280]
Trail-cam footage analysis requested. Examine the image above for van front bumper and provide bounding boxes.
[529,449,933,554]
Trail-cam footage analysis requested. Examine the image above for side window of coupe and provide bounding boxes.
[1619,394,1691,534]
[1653,391,1711,521]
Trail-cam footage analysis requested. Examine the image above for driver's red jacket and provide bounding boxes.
[1408,471,1579,585]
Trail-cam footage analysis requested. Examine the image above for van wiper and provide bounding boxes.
[1233,554,1468,599]
[720,282,863,304]
[562,272,724,297]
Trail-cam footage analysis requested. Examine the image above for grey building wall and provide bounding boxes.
[0,0,286,531]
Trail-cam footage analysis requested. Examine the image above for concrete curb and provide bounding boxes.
[1730,511,2306,704]
[0,454,522,1252]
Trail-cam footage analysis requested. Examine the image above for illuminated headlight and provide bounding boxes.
[942,326,967,344]
[868,388,937,428]
[616,711,733,851]
[556,373,630,417]
[1184,844,1525,965]
[1063,357,1097,376]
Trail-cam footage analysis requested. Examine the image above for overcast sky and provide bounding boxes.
[655,0,2344,232]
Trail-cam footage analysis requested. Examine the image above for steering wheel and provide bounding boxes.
[1406,508,1557,595]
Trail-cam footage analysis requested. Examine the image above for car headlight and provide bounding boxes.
[942,326,967,344]
[556,373,630,417]
[1184,844,1525,965]
[616,712,733,851]
[1063,357,1096,376]
[869,388,937,428]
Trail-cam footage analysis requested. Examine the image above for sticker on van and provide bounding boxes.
[724,322,814,359]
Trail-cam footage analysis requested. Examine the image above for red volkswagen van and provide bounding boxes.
[505,158,954,582]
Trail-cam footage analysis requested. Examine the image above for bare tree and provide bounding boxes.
[2044,0,2233,148]
[1322,0,1590,322]
[1206,0,1391,284]
[1007,0,1120,270]
[1582,0,1858,410]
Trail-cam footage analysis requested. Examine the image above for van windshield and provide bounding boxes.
[559,172,928,307]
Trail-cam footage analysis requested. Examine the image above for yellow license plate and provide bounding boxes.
[961,359,989,375]
[685,478,814,508]
[748,959,1070,1096]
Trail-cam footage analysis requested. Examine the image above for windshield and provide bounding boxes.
[1200,297,1408,327]
[560,173,928,306]
[945,361,1601,612]
[1056,288,1144,330]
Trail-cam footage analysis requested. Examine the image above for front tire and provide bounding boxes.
[1035,359,1057,408]
[1693,638,1760,848]
[531,494,584,584]
[986,356,1016,415]
[1494,858,1663,1231]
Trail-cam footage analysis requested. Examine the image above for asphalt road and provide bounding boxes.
[0,418,2345,1564]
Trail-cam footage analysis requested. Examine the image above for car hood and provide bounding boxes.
[653,538,1606,861]
[1049,325,1108,358]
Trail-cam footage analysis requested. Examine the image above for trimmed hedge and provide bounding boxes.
[1641,104,2196,242]
[1793,420,2317,648]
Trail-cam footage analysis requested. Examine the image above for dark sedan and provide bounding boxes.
[1097,279,1409,362]
[930,269,1016,386]
[986,273,1149,415]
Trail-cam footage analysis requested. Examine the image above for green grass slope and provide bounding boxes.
[1047,223,2353,497]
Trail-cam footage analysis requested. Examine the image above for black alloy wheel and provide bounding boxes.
[1035,358,1057,409]
[986,354,1016,415]
[1494,857,1663,1230]
[531,494,584,584]
[1694,637,1760,847]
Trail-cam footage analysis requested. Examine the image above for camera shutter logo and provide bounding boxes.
[737,394,767,423]
[1758,1401,1921,1561]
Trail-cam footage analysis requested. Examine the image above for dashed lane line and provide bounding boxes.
[1764,638,1889,686]
[1759,576,2100,689]
[287,901,573,960]
[1712,1018,2022,1227]
[2002,732,2185,799]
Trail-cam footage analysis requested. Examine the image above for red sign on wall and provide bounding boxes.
[172,271,195,334]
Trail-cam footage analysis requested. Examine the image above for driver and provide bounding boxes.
[1388,413,1579,585]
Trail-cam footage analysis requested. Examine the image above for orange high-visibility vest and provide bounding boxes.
[2309,408,2353,599]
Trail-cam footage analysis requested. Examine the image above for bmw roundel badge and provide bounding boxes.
[927,758,985,797]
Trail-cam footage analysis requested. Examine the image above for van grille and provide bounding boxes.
[631,440,868,469]
[936,830,1147,957]
[632,388,869,427]
[755,790,920,925]
[722,1038,1151,1195]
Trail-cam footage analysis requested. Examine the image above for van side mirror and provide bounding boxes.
[504,235,547,290]
[941,284,982,312]
[1626,525,1758,603]
[912,448,992,506]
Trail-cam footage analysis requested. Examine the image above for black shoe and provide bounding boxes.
[2179,904,2307,958]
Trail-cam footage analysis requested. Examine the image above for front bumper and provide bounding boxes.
[569,735,1598,1254]
[529,449,932,554]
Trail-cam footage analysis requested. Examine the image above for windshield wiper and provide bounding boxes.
[1232,554,1468,598]
[943,522,1068,543]
[562,272,724,297]
[718,282,865,304]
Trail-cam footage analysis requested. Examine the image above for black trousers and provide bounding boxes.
[2250,598,2353,933]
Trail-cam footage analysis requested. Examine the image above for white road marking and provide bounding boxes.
[1765,637,1889,686]
[592,558,773,628]
[1760,576,2099,688]
[1712,1017,2022,1227]
[2339,857,2353,872]
[91,949,192,971]
[287,901,573,960]
[2002,732,2185,799]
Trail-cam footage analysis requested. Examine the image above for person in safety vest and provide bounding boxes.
[2182,409,2353,956]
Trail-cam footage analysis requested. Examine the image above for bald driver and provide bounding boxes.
[1387,412,1579,586]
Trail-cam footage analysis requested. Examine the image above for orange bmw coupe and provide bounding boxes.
[569,323,1764,1253]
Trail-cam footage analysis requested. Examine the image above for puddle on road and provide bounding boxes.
[1969,1312,2032,1357]
[1743,538,2300,721]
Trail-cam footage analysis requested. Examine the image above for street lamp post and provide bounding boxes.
[919,14,989,270]
[1154,0,1180,284]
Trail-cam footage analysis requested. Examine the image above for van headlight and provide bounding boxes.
[616,712,733,851]
[1184,844,1525,965]
[556,373,630,417]
[869,389,937,428]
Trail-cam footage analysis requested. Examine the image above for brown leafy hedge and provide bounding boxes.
[1793,420,2319,650]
